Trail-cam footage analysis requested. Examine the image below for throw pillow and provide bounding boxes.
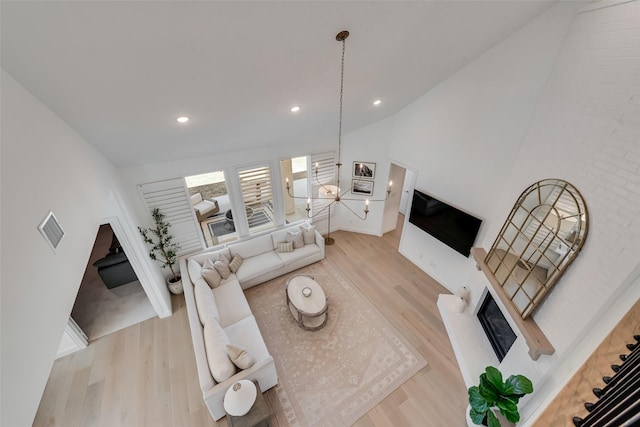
[300,223,316,245]
[216,252,230,265]
[193,278,219,324]
[287,230,304,249]
[201,258,222,288]
[203,319,236,382]
[229,254,244,274]
[276,241,294,253]
[226,344,256,370]
[187,258,203,281]
[213,260,231,279]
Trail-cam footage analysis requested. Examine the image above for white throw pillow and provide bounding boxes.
[226,344,256,370]
[300,223,316,245]
[193,278,219,325]
[203,319,236,383]
[214,253,231,278]
[187,258,203,281]
[287,230,304,249]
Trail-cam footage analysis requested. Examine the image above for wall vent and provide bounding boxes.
[38,211,64,251]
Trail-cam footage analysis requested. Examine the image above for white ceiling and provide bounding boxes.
[1,1,554,167]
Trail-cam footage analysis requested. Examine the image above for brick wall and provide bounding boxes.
[501,1,640,422]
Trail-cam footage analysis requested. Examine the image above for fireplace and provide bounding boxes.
[477,292,517,362]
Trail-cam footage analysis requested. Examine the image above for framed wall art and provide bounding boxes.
[353,161,376,179]
[352,180,374,196]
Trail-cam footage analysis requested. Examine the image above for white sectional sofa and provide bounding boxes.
[179,222,325,420]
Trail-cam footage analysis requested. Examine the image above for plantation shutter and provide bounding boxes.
[310,151,336,223]
[238,166,273,208]
[137,178,204,255]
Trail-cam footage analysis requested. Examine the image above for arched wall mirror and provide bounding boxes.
[485,179,588,319]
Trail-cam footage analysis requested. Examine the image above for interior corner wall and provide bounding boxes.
[390,2,578,294]
[0,70,168,427]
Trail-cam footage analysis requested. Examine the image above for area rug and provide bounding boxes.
[244,263,427,426]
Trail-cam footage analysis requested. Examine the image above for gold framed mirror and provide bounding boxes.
[485,179,588,319]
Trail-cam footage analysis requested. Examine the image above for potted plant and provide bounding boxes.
[468,366,533,427]
[138,208,183,294]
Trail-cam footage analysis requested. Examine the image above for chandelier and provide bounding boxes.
[285,30,391,245]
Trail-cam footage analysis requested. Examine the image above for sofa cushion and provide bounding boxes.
[226,344,256,370]
[229,234,273,259]
[201,258,222,288]
[223,315,271,363]
[212,279,253,327]
[300,223,316,245]
[203,319,236,383]
[276,243,321,265]
[276,242,293,253]
[235,251,284,284]
[188,258,203,281]
[287,231,304,249]
[194,278,219,324]
[229,254,243,273]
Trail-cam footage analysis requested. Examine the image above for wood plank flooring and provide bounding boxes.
[33,216,469,426]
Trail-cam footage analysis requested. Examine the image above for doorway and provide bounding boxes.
[70,223,156,341]
[382,162,416,235]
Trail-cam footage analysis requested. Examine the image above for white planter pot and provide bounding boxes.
[167,275,183,295]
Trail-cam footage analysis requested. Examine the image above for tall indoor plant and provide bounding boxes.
[138,207,182,294]
[468,366,533,427]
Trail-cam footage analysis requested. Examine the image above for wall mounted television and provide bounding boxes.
[408,189,482,257]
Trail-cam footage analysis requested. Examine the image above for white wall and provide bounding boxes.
[392,2,578,293]
[335,116,396,236]
[0,70,170,427]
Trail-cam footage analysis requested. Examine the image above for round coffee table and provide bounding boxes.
[285,275,328,331]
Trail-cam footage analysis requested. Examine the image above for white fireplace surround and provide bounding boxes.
[437,286,520,388]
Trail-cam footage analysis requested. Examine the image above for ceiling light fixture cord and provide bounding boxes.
[284,30,391,244]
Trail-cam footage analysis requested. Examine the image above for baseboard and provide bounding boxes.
[338,225,383,237]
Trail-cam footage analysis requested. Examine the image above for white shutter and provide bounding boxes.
[137,178,204,255]
[310,151,336,223]
[238,166,273,207]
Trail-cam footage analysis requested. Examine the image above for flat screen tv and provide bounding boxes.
[408,189,482,257]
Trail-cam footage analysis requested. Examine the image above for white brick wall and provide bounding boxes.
[502,0,640,423]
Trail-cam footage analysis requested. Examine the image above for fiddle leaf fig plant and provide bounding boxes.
[468,366,533,427]
[138,208,181,283]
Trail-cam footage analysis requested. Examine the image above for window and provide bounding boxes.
[280,152,336,231]
[280,156,310,224]
[184,171,235,247]
[238,165,276,235]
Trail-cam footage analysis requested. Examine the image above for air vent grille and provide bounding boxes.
[38,211,64,250]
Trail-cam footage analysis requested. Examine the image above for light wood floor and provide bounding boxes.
[34,216,469,426]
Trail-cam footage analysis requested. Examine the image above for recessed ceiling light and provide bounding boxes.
[373,99,382,106]
[177,116,189,123]
[290,106,301,113]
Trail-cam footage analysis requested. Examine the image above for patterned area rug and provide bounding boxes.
[244,263,427,426]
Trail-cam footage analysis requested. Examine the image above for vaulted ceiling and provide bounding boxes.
[1,1,554,166]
